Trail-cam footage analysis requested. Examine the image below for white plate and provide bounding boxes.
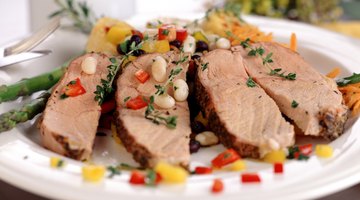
[0,14,360,200]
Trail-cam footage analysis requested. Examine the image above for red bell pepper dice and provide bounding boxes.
[158,24,176,41]
[195,166,213,175]
[241,173,261,183]
[129,171,145,185]
[211,149,241,168]
[176,28,188,43]
[211,179,224,193]
[126,96,148,110]
[135,69,150,83]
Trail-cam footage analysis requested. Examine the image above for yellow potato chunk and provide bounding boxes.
[82,165,105,182]
[315,145,333,158]
[263,150,286,163]
[230,160,246,171]
[106,26,132,45]
[155,162,188,184]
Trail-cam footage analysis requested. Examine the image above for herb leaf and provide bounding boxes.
[107,166,121,178]
[291,100,299,108]
[270,68,297,80]
[246,77,256,88]
[201,62,209,71]
[336,73,360,87]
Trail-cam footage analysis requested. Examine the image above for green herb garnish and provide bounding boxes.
[162,29,170,36]
[145,95,178,129]
[201,62,209,71]
[145,170,157,186]
[270,68,297,80]
[291,100,299,108]
[57,159,64,168]
[246,77,256,88]
[107,166,121,178]
[336,73,360,87]
[124,96,131,103]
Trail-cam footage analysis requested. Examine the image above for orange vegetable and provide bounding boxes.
[326,67,341,79]
[290,33,297,52]
[211,179,224,193]
[126,96,148,110]
[211,149,240,168]
[135,69,150,83]
[195,166,213,175]
[61,78,86,99]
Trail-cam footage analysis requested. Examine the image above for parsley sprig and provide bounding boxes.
[246,77,256,88]
[94,41,143,105]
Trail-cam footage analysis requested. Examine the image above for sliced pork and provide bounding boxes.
[39,53,112,160]
[233,42,348,140]
[115,52,191,168]
[196,49,295,158]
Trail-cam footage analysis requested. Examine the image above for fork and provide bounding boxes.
[3,16,60,56]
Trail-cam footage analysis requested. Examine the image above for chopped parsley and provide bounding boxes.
[291,100,299,108]
[107,166,121,178]
[57,159,64,168]
[162,29,169,36]
[246,77,256,88]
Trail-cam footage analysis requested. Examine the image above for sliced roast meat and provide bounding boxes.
[196,49,295,158]
[39,53,112,160]
[233,42,348,140]
[115,52,191,168]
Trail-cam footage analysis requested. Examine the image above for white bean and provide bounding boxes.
[195,131,219,146]
[173,79,189,102]
[81,56,97,75]
[154,93,175,109]
[206,34,220,50]
[151,56,167,82]
[183,35,196,54]
[216,37,231,49]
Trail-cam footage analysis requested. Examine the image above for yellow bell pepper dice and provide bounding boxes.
[82,165,106,182]
[50,157,65,168]
[155,162,188,184]
[230,160,246,171]
[263,150,286,163]
[154,40,170,53]
[193,31,209,43]
[315,145,333,158]
[106,26,132,45]
[142,41,156,53]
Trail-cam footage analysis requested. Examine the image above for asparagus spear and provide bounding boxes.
[0,91,51,132]
[0,66,66,103]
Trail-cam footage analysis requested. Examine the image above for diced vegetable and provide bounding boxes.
[82,165,106,182]
[241,173,261,183]
[135,69,150,83]
[193,31,209,43]
[50,157,64,168]
[61,78,86,99]
[299,144,313,156]
[287,144,312,160]
[101,99,116,114]
[195,166,213,175]
[142,40,156,53]
[211,179,224,193]
[129,170,145,185]
[154,40,170,53]
[326,67,341,79]
[155,162,188,184]
[263,150,286,163]
[126,96,148,110]
[290,33,297,52]
[315,145,333,158]
[211,149,241,168]
[274,163,283,174]
[176,28,188,43]
[158,24,177,41]
[230,160,246,171]
[106,26,132,45]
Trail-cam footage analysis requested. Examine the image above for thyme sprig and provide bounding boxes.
[50,0,96,33]
[246,77,256,88]
[94,41,143,105]
[239,37,296,81]
[145,96,177,129]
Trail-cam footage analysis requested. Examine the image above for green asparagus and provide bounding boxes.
[0,67,66,103]
[0,91,51,133]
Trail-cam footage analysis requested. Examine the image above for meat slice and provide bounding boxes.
[39,53,111,160]
[115,52,191,168]
[233,42,348,140]
[196,49,294,158]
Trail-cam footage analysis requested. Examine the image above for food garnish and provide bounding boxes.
[50,157,65,168]
[291,100,299,108]
[194,166,213,175]
[135,69,150,83]
[263,150,286,163]
[211,179,224,193]
[155,162,188,184]
[273,163,284,174]
[211,149,241,168]
[60,78,86,99]
[82,165,106,182]
[315,145,333,158]
[106,166,121,178]
[246,77,256,87]
[126,96,148,110]
[229,160,246,171]
[144,96,177,129]
[241,173,261,183]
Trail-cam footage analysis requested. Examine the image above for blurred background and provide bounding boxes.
[0,0,359,46]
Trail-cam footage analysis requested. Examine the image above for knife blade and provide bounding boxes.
[0,50,51,68]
